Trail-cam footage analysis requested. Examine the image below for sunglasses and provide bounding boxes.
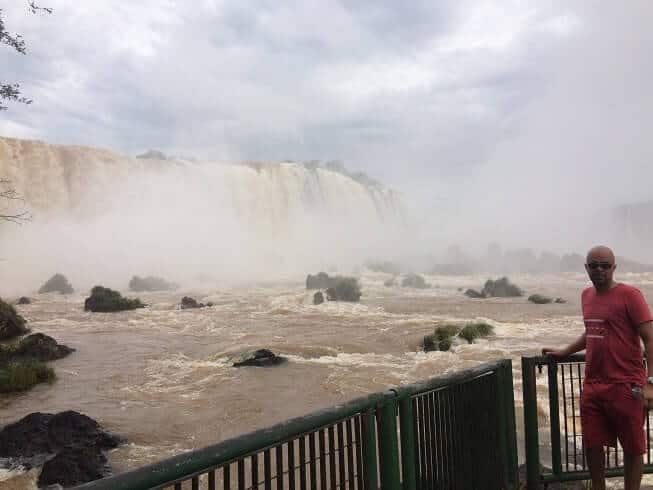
[586,262,614,270]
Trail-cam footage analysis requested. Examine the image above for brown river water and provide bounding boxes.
[3,271,653,488]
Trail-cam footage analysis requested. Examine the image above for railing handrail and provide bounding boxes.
[74,358,513,490]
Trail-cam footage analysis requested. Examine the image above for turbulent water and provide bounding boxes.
[5,271,653,488]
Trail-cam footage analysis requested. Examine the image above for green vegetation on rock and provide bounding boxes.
[0,360,55,393]
[84,286,145,312]
[482,277,522,297]
[38,273,74,294]
[528,294,553,304]
[423,322,494,351]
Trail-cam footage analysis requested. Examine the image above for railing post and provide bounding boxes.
[496,360,519,489]
[377,397,401,490]
[547,361,563,477]
[362,409,379,490]
[522,357,541,490]
[399,397,417,490]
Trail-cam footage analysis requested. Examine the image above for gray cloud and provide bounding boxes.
[2,1,652,258]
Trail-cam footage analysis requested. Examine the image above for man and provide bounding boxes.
[543,245,653,490]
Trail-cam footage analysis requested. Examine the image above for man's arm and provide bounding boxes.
[542,332,587,357]
[639,321,653,377]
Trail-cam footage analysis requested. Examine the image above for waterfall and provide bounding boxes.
[0,137,405,292]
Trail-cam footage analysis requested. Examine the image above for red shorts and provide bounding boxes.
[580,382,646,454]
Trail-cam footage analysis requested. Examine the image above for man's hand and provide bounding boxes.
[542,348,566,357]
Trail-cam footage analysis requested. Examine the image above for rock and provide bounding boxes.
[17,297,31,305]
[12,333,74,362]
[464,289,485,299]
[136,149,167,160]
[0,411,123,487]
[329,277,362,302]
[325,287,337,301]
[0,411,122,460]
[401,273,429,289]
[313,291,324,305]
[554,297,567,304]
[528,294,553,304]
[129,275,178,292]
[84,286,145,313]
[233,349,287,367]
[38,445,109,488]
[0,359,55,393]
[38,274,74,295]
[482,277,522,297]
[180,296,208,309]
[306,272,331,289]
[458,322,494,344]
[0,298,29,340]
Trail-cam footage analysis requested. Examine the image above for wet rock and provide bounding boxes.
[180,296,211,309]
[129,275,178,292]
[84,286,145,312]
[313,291,324,305]
[233,349,287,367]
[401,273,428,289]
[0,298,29,340]
[554,297,567,304]
[482,277,522,297]
[38,274,74,295]
[528,294,553,304]
[17,296,31,305]
[306,272,332,289]
[38,445,109,488]
[464,289,485,299]
[11,333,74,362]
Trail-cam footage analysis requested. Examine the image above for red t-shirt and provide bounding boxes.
[582,283,653,384]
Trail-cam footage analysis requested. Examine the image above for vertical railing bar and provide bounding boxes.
[252,453,259,490]
[174,483,182,490]
[647,413,651,465]
[328,426,337,488]
[221,465,228,490]
[433,390,441,489]
[346,418,356,490]
[362,410,378,490]
[337,421,346,489]
[570,362,579,470]
[276,445,283,490]
[399,396,417,490]
[299,435,307,490]
[354,416,364,490]
[238,459,246,490]
[422,393,435,490]
[309,432,317,489]
[264,449,272,490]
[561,364,569,471]
[547,361,562,476]
[411,398,422,490]
[319,429,327,490]
[417,395,426,489]
[288,439,296,490]
[522,357,541,490]
[192,476,199,490]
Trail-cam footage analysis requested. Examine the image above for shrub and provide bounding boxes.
[401,273,428,289]
[0,298,29,340]
[458,322,495,344]
[528,294,553,304]
[482,277,522,297]
[0,360,56,393]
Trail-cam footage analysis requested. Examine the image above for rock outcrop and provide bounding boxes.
[401,273,429,289]
[84,286,145,312]
[17,296,31,305]
[528,294,553,304]
[38,274,74,294]
[9,333,74,362]
[0,411,123,488]
[313,291,324,305]
[180,296,213,309]
[232,349,287,367]
[482,277,522,297]
[0,298,29,340]
[306,273,362,302]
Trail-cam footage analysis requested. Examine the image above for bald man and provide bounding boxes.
[543,246,653,490]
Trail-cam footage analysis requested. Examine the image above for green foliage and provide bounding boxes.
[0,359,55,392]
[458,322,494,344]
[482,277,522,297]
[0,297,29,340]
[332,277,362,302]
[84,286,145,312]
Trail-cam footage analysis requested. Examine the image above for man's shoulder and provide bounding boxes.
[581,286,594,299]
[615,283,643,297]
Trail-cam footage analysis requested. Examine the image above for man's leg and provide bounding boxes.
[585,446,606,490]
[623,451,643,490]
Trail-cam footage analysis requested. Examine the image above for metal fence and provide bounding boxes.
[74,359,518,490]
[522,354,653,489]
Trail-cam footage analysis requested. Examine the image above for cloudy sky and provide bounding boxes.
[2,1,652,248]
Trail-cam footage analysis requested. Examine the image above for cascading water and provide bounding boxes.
[0,137,405,294]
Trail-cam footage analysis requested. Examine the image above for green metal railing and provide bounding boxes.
[522,354,653,489]
[74,359,518,490]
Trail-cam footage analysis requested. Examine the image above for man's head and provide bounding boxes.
[585,245,616,289]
